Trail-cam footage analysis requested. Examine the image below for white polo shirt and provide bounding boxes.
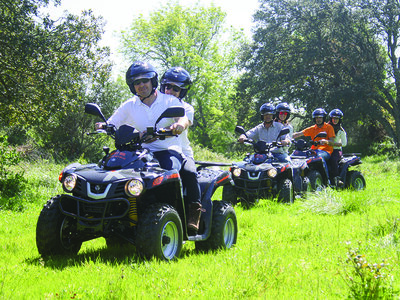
[107,92,184,153]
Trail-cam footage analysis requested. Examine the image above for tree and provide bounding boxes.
[0,0,118,159]
[120,3,245,153]
[239,0,394,149]
[355,0,400,148]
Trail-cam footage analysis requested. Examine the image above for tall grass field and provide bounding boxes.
[0,152,399,299]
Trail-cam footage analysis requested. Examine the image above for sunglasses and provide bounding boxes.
[165,84,181,92]
[133,78,150,85]
[279,112,288,115]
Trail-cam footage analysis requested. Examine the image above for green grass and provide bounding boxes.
[0,154,399,298]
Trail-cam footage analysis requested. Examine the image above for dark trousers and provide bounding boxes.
[329,149,342,178]
[153,150,183,171]
[180,156,201,205]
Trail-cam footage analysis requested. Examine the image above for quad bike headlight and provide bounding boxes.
[267,168,278,178]
[125,179,144,197]
[232,167,241,177]
[63,174,77,192]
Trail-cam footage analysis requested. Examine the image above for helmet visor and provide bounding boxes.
[133,71,156,81]
[162,79,189,89]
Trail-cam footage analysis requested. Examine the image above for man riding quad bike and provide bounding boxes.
[36,103,238,261]
[222,126,294,207]
[291,132,366,191]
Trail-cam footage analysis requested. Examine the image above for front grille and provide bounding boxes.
[234,172,273,193]
[90,183,108,194]
[114,181,126,196]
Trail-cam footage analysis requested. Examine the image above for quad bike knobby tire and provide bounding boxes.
[222,184,238,205]
[195,201,237,252]
[36,196,82,257]
[136,204,183,261]
[302,176,312,194]
[308,170,324,191]
[346,171,366,190]
[278,178,294,203]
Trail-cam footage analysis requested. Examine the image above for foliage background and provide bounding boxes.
[2,0,400,159]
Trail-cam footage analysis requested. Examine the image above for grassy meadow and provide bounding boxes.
[0,152,399,299]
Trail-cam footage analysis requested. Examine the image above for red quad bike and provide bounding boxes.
[36,103,238,261]
[291,132,366,191]
[222,126,294,207]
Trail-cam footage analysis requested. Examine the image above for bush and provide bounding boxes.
[0,135,26,209]
[368,137,399,158]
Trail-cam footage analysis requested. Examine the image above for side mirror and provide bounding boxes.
[235,126,246,136]
[277,128,290,138]
[85,103,107,123]
[155,107,185,126]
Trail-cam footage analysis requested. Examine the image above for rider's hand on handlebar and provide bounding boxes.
[237,135,246,143]
[318,139,329,145]
[169,123,185,135]
[95,122,106,130]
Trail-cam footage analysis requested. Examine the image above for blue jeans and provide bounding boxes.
[315,149,330,180]
[153,150,183,171]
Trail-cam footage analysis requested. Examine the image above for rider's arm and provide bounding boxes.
[292,131,304,139]
[339,130,347,147]
[169,116,189,135]
[238,125,258,143]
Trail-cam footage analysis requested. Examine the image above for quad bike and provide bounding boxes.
[222,126,294,207]
[36,103,238,261]
[291,132,366,191]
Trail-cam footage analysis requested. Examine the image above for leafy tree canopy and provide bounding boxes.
[238,0,400,149]
[0,0,122,160]
[120,2,246,153]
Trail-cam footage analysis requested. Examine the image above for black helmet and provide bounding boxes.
[126,61,158,95]
[276,102,291,121]
[329,108,343,119]
[260,103,275,121]
[312,108,327,122]
[329,108,343,131]
[160,67,192,99]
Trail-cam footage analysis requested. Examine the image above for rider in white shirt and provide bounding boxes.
[160,67,202,232]
[96,61,188,171]
[328,109,348,186]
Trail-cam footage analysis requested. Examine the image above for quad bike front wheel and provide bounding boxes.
[346,171,366,190]
[302,177,312,194]
[136,204,183,261]
[278,178,294,203]
[195,201,237,252]
[308,170,324,191]
[36,196,82,257]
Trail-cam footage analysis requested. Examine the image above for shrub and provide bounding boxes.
[0,135,26,210]
[339,242,394,299]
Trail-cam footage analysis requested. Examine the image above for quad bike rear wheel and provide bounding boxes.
[346,171,366,190]
[195,201,237,252]
[136,204,183,261]
[36,196,82,257]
